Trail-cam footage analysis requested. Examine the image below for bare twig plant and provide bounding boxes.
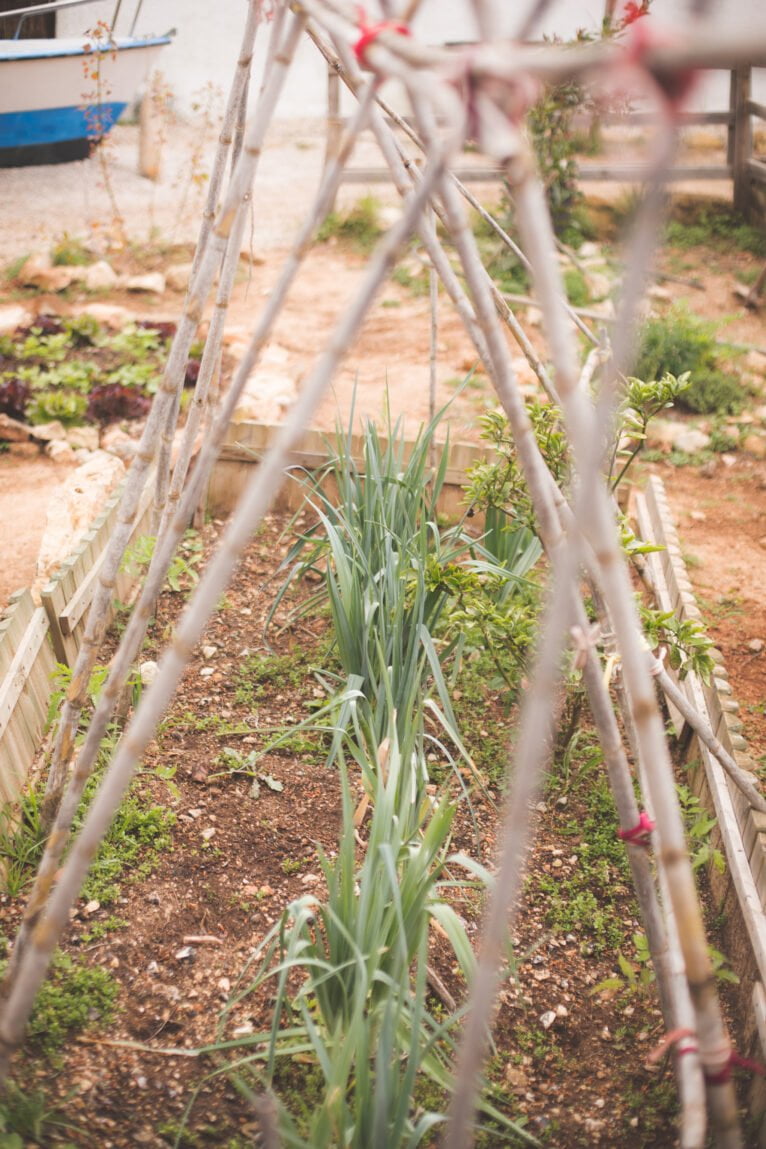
[2,3,766,1147]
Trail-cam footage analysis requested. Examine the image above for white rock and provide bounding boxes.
[540,1010,557,1030]
[30,420,68,442]
[101,425,139,460]
[201,645,217,659]
[232,371,297,424]
[72,302,135,328]
[578,242,601,259]
[45,439,76,462]
[201,827,216,841]
[674,427,711,454]
[83,260,118,292]
[35,450,126,585]
[647,284,672,303]
[124,272,166,295]
[587,272,612,300]
[645,418,677,450]
[140,660,159,686]
[66,425,100,452]
[263,342,290,366]
[200,667,215,678]
[165,262,194,292]
[0,413,32,442]
[745,350,766,375]
[19,255,79,292]
[0,304,32,334]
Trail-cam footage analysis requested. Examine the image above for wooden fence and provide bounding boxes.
[634,474,766,1132]
[326,63,766,220]
[207,419,487,518]
[0,477,155,805]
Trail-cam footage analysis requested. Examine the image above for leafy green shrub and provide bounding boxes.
[526,70,586,242]
[666,204,766,257]
[316,194,383,254]
[635,306,745,415]
[12,951,119,1055]
[25,389,89,426]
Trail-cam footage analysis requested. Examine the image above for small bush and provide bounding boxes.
[316,194,383,253]
[636,306,745,415]
[665,204,766,258]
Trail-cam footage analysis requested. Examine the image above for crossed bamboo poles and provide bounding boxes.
[2,3,765,1146]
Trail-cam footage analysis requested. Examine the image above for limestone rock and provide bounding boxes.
[232,371,297,425]
[36,450,126,586]
[83,260,119,292]
[742,433,766,458]
[101,425,139,461]
[124,272,166,295]
[673,427,711,454]
[587,272,612,300]
[29,420,68,442]
[72,302,136,328]
[0,413,32,442]
[45,439,76,463]
[745,350,766,375]
[647,284,672,303]
[645,418,677,450]
[19,255,79,293]
[66,425,100,452]
[0,304,32,334]
[165,263,194,292]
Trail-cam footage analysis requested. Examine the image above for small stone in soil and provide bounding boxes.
[175,946,194,960]
[748,638,764,653]
[540,1010,556,1029]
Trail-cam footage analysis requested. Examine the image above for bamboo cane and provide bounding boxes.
[0,124,458,1087]
[4,41,385,989]
[376,68,696,1145]
[37,7,306,834]
[507,119,742,1147]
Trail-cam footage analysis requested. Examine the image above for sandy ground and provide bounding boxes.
[0,116,757,608]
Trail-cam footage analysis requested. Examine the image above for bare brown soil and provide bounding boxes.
[0,513,679,1148]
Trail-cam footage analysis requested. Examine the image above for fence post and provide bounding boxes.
[732,66,753,218]
[323,62,343,213]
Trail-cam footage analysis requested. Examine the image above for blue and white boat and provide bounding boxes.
[0,0,171,166]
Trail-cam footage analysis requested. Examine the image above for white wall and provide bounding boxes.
[58,0,765,120]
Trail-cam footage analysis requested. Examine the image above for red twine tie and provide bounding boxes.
[647,1027,698,1065]
[354,7,411,69]
[705,1051,766,1086]
[625,19,697,114]
[618,811,655,846]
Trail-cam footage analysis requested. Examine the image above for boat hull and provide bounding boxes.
[0,36,170,166]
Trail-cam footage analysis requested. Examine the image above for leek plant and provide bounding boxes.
[212,723,531,1148]
[269,410,540,795]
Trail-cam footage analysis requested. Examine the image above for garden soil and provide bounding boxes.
[0,120,765,1146]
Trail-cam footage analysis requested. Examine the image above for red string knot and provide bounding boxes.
[354,7,411,70]
[624,18,697,114]
[618,810,655,846]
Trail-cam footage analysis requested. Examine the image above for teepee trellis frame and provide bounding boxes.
[1,3,765,1146]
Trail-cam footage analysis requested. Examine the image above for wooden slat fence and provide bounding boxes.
[40,478,155,668]
[634,473,766,1134]
[327,62,766,220]
[0,476,155,804]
